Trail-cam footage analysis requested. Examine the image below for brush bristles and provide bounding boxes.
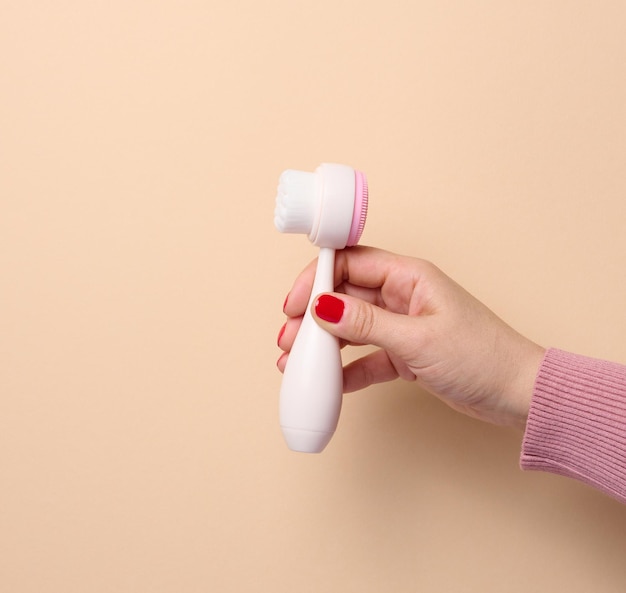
[346,170,368,246]
[354,176,368,242]
[274,170,316,234]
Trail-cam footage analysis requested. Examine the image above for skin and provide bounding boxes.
[277,246,546,431]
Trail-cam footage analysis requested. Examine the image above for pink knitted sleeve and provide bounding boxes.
[521,348,626,504]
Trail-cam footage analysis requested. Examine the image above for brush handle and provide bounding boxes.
[279,247,343,453]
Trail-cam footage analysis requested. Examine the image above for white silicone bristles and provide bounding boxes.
[274,163,368,250]
[274,170,316,235]
[347,170,368,247]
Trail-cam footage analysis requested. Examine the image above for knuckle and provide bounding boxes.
[352,302,377,344]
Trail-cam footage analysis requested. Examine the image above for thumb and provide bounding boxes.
[311,292,417,353]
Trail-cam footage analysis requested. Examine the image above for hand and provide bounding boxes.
[277,246,545,430]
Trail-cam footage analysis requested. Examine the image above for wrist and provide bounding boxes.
[506,340,546,431]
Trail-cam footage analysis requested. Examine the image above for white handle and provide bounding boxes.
[279,247,343,453]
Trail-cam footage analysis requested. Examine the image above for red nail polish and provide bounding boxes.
[277,323,287,346]
[283,294,289,312]
[315,294,345,323]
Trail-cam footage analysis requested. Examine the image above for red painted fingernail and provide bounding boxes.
[283,294,289,312]
[315,294,345,323]
[277,323,287,346]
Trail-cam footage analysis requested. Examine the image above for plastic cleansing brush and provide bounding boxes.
[274,163,368,453]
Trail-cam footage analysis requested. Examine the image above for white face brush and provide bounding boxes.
[274,163,368,453]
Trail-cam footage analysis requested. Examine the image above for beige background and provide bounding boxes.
[2,1,626,591]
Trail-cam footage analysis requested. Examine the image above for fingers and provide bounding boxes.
[277,317,300,350]
[278,347,412,392]
[282,246,397,318]
[312,292,422,358]
[343,349,416,393]
[277,245,430,390]
[282,258,318,318]
[276,351,288,373]
[277,314,350,356]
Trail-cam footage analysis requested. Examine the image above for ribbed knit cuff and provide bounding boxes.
[521,348,626,504]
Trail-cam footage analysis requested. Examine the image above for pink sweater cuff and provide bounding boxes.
[521,348,626,504]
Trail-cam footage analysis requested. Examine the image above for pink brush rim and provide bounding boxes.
[346,170,368,246]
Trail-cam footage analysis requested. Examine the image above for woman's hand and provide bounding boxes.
[277,246,545,430]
